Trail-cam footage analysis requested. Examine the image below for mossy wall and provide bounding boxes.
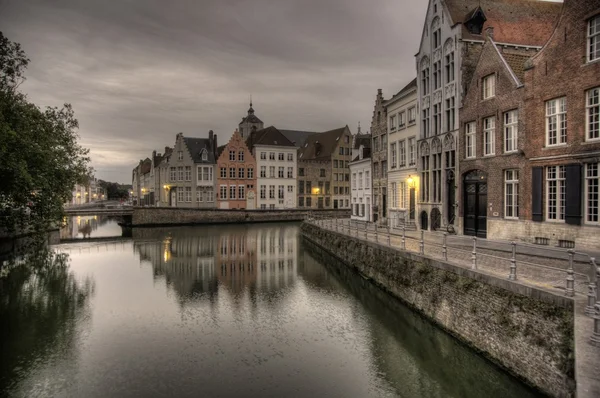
[301,224,575,397]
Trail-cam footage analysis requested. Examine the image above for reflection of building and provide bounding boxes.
[215,228,258,293]
[256,225,298,291]
[60,215,108,239]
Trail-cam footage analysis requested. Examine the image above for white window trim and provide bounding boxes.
[504,170,519,220]
[504,110,518,153]
[588,15,600,63]
[586,87,600,142]
[545,97,567,147]
[465,122,476,159]
[545,166,566,223]
[585,163,599,225]
[483,117,495,156]
[483,74,495,100]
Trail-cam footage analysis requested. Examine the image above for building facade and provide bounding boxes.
[350,144,372,222]
[166,132,218,208]
[238,102,264,140]
[386,79,419,229]
[519,0,600,249]
[297,126,353,209]
[370,89,388,224]
[246,126,297,210]
[216,130,257,209]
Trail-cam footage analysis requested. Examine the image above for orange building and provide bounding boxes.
[216,130,257,209]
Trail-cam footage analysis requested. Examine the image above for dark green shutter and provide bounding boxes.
[532,167,543,222]
[565,164,582,226]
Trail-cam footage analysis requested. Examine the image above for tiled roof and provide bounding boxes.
[445,0,562,46]
[241,114,263,124]
[299,126,348,161]
[280,129,320,148]
[140,158,152,175]
[502,52,530,83]
[245,126,295,150]
[183,137,216,163]
[217,144,226,160]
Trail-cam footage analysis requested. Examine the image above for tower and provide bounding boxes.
[238,100,264,140]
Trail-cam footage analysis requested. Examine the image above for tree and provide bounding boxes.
[0,32,91,249]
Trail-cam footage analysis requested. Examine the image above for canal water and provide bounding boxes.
[0,220,541,397]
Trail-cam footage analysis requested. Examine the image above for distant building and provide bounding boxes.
[350,143,372,222]
[370,89,388,224]
[297,126,353,209]
[216,130,257,209]
[246,126,298,209]
[238,102,264,140]
[68,177,106,206]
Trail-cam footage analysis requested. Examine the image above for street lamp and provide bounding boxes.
[407,175,415,189]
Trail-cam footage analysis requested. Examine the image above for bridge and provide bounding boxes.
[64,207,133,217]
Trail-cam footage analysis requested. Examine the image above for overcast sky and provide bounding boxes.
[1,0,426,184]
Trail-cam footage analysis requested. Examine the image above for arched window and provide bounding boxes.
[420,141,430,202]
[431,17,441,49]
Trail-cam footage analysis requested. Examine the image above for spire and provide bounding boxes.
[248,95,254,115]
[357,121,361,135]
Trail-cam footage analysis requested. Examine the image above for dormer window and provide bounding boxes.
[178,151,183,160]
[465,7,486,35]
[201,149,208,161]
[483,74,495,100]
[588,15,600,63]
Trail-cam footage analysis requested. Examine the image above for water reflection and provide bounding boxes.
[1,223,541,397]
[60,215,122,239]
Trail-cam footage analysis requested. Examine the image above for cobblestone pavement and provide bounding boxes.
[313,218,596,297]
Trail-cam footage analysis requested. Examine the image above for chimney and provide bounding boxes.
[152,150,156,159]
[209,130,214,141]
[315,140,322,155]
[165,146,169,154]
[485,26,494,39]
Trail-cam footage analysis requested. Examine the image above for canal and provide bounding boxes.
[0,219,542,397]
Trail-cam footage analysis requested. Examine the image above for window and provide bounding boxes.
[445,97,455,132]
[433,27,441,49]
[185,187,192,202]
[352,173,356,189]
[306,181,312,194]
[445,52,454,83]
[483,74,495,99]
[287,185,293,193]
[238,151,244,161]
[320,169,326,177]
[484,117,495,156]
[269,166,275,178]
[201,151,207,161]
[238,185,245,199]
[432,151,441,203]
[391,182,397,208]
[170,167,177,181]
[306,197,312,207]
[207,190,214,202]
[587,163,599,224]
[178,151,183,160]
[277,185,284,199]
[260,166,266,178]
[269,152,275,160]
[184,166,191,181]
[390,115,396,130]
[408,107,416,124]
[178,189,184,203]
[365,171,370,188]
[229,150,236,161]
[278,167,284,178]
[178,166,184,181]
[299,197,304,207]
[278,153,284,161]
[260,152,266,160]
[339,147,344,155]
[229,167,236,178]
[433,103,441,135]
[299,168,305,176]
[408,138,416,166]
[399,182,406,209]
[382,134,387,150]
[422,107,430,138]
[504,110,518,153]
[546,97,567,146]
[344,135,349,144]
[299,181,304,194]
[421,65,430,96]
[220,185,227,200]
[198,166,212,182]
[373,137,379,152]
[260,185,266,199]
[433,61,441,90]
[333,160,339,168]
[288,153,293,161]
[248,168,254,179]
[399,140,406,167]
[230,185,236,200]
[239,168,245,179]
[505,170,519,219]
[358,172,363,189]
[269,185,275,199]
[465,122,476,159]
[391,143,397,168]
[587,87,599,141]
[381,162,387,178]
[588,15,600,62]
[287,167,293,178]
[399,111,406,127]
[325,182,330,194]
[197,190,203,202]
[546,166,566,221]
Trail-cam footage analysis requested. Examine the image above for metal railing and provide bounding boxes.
[308,215,600,345]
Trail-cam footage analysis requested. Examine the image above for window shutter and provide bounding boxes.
[565,164,582,226]
[532,167,543,222]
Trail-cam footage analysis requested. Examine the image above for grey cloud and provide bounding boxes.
[1,0,425,183]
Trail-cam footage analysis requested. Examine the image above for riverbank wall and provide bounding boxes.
[300,223,575,398]
[131,208,350,227]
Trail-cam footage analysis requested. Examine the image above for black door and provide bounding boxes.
[463,170,487,238]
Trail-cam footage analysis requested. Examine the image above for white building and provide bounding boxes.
[386,79,419,229]
[350,144,372,222]
[246,126,298,210]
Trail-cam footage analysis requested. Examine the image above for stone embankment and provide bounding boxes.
[131,207,350,227]
[301,222,575,398]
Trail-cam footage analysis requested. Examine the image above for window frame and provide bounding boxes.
[586,162,599,224]
[465,122,476,159]
[546,165,566,222]
[483,116,496,156]
[482,74,495,100]
[504,110,518,153]
[545,97,567,147]
[586,87,600,142]
[504,170,519,219]
[588,15,600,63]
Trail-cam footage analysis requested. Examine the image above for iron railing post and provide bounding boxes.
[419,230,424,255]
[402,226,406,251]
[566,249,575,297]
[442,233,448,261]
[592,259,600,345]
[375,222,378,243]
[509,242,517,281]
[586,257,597,316]
[471,237,477,270]
[387,224,391,246]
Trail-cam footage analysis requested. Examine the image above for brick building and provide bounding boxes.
[370,89,388,223]
[415,0,561,231]
[518,0,600,249]
[216,130,257,209]
[458,32,536,239]
[297,126,353,209]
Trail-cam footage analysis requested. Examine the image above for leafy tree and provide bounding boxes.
[0,32,91,250]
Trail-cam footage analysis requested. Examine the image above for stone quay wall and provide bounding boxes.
[132,207,351,227]
[300,223,575,397]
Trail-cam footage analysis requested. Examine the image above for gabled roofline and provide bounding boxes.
[490,39,523,88]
